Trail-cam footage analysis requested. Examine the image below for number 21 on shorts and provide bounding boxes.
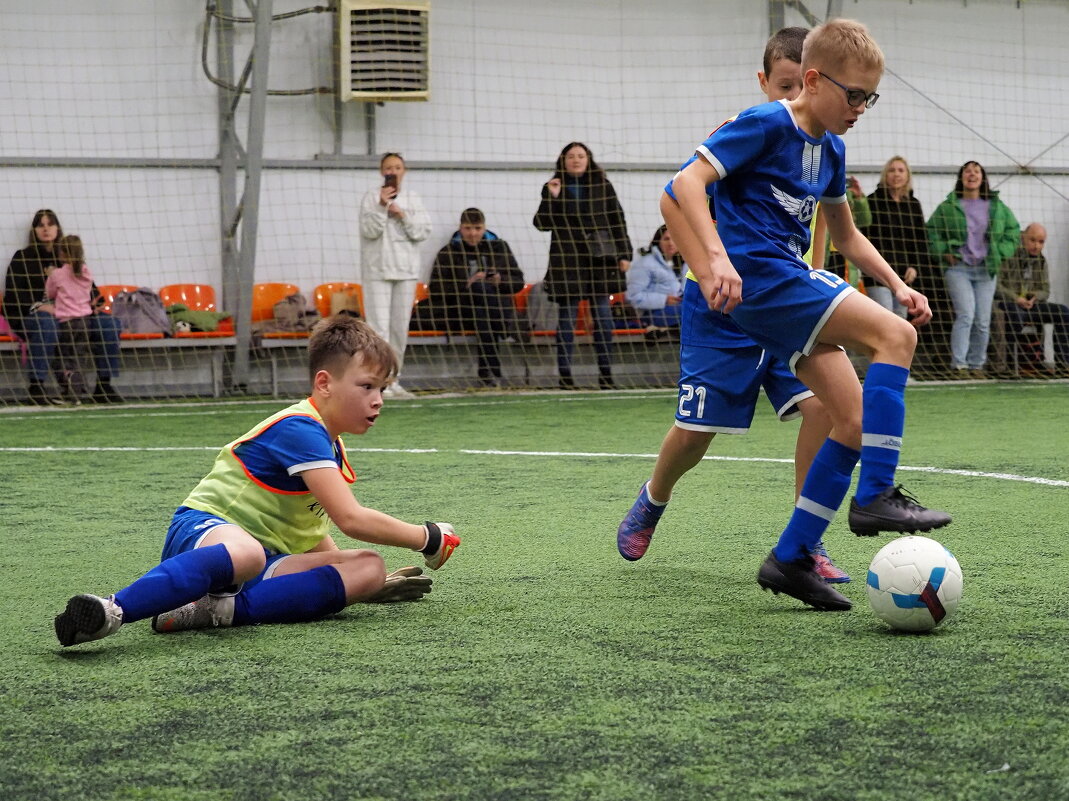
[677,384,707,418]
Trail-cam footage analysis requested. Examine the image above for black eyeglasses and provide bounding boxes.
[819,72,879,109]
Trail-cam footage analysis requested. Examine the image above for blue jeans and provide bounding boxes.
[944,265,996,369]
[866,285,907,319]
[556,296,613,377]
[643,306,682,328]
[21,311,122,382]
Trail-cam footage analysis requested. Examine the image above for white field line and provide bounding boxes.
[3,445,1067,488]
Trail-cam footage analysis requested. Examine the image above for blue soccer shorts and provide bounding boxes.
[162,505,294,594]
[728,267,856,372]
[675,342,814,433]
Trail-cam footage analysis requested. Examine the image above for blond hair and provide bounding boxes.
[879,155,914,196]
[802,18,884,74]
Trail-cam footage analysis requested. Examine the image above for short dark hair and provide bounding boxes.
[764,27,807,75]
[308,315,398,386]
[459,207,484,226]
[379,152,405,168]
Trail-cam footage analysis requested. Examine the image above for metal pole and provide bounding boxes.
[229,0,274,390]
[215,0,241,390]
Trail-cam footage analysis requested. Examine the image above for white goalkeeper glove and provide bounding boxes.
[422,522,459,570]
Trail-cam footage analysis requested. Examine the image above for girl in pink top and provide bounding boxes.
[45,235,94,322]
[44,235,95,402]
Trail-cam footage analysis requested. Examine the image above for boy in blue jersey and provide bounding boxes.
[618,27,850,584]
[54,316,460,647]
[663,19,950,611]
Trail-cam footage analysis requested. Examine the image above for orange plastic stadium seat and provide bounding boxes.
[513,284,532,316]
[252,282,301,323]
[312,282,364,319]
[159,283,234,337]
[575,299,592,335]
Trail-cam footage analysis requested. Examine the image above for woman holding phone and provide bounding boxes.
[359,152,432,398]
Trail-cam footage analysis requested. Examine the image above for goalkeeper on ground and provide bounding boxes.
[54,316,458,648]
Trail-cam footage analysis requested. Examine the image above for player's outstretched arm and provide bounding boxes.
[824,202,931,326]
[302,467,459,569]
[669,158,742,313]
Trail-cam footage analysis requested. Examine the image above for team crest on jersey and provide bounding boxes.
[771,185,817,222]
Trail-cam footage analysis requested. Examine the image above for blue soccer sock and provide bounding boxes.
[232,566,347,626]
[854,362,909,506]
[114,543,234,624]
[773,438,860,563]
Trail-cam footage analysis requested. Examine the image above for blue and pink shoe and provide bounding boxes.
[617,482,666,561]
[809,540,851,584]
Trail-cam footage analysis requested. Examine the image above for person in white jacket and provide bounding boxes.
[359,153,432,398]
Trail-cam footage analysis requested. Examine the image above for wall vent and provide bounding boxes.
[339,1,430,102]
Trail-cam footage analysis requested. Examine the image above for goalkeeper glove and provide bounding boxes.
[421,522,460,570]
[366,566,433,603]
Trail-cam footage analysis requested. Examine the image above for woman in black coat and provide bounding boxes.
[860,156,947,370]
[2,209,123,404]
[533,142,631,389]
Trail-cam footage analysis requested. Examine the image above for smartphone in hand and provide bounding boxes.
[383,174,398,189]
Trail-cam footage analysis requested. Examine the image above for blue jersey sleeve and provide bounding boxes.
[701,110,767,181]
[822,148,848,203]
[235,416,339,491]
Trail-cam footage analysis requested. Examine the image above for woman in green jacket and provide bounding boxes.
[926,161,1020,377]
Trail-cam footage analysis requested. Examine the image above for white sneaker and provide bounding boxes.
[383,383,415,400]
[152,594,235,633]
[54,594,124,647]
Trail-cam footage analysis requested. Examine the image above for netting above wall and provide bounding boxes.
[1,0,1067,406]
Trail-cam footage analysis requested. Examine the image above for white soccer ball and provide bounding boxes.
[866,535,963,632]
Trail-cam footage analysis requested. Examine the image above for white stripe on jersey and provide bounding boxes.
[801,142,822,186]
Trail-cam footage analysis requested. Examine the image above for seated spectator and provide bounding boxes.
[427,208,525,385]
[2,209,122,405]
[626,224,684,334]
[996,222,1069,375]
[44,235,96,403]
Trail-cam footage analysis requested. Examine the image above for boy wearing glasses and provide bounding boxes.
[662,19,951,611]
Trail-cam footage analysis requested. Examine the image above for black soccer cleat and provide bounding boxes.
[757,551,852,611]
[848,485,952,537]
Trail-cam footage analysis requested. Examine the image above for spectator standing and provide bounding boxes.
[862,156,930,317]
[359,153,432,398]
[427,208,525,386]
[2,209,122,405]
[996,223,1069,375]
[626,224,684,331]
[44,235,96,403]
[926,161,1020,378]
[533,142,632,389]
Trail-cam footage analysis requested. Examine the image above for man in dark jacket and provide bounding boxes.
[427,208,525,384]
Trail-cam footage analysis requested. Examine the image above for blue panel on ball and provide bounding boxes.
[866,569,881,590]
[927,566,945,592]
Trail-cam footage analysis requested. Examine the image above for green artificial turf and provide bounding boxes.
[1,384,1067,800]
